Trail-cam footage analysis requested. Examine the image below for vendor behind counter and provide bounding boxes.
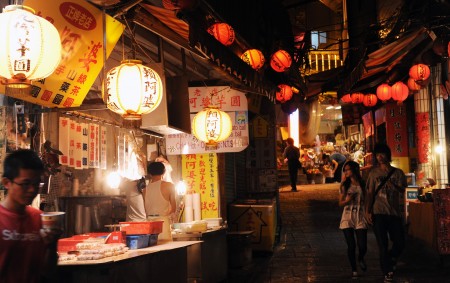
[119,178,147,222]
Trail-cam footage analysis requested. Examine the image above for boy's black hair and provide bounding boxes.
[373,143,392,163]
[2,149,44,180]
[147,161,165,176]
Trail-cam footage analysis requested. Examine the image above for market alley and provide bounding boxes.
[228,183,450,283]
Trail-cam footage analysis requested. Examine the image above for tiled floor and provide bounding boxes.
[227,183,450,283]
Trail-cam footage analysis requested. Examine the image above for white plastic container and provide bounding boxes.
[204,218,223,228]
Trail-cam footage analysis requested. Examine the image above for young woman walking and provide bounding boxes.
[338,160,368,279]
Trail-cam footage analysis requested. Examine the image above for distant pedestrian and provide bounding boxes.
[365,143,407,283]
[283,138,301,192]
[323,150,347,183]
[338,160,367,279]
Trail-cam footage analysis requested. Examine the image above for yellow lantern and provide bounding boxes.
[0,5,62,88]
[240,49,265,70]
[103,60,163,120]
[192,106,232,149]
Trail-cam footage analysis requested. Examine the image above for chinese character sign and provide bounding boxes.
[166,112,249,154]
[58,117,70,165]
[2,0,124,107]
[59,117,106,169]
[188,86,247,112]
[181,153,219,219]
[386,102,408,157]
[415,112,430,163]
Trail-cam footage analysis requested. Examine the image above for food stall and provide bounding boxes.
[57,240,199,283]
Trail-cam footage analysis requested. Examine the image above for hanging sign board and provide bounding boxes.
[166,86,249,154]
[181,153,219,219]
[386,102,408,157]
[1,0,124,107]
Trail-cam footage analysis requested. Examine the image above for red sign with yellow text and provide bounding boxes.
[1,0,124,107]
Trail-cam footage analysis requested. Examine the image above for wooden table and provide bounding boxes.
[408,201,436,249]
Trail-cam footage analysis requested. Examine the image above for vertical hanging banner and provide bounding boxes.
[94,124,100,168]
[88,123,100,168]
[68,120,76,167]
[81,123,89,168]
[59,117,70,165]
[1,0,124,107]
[74,122,83,169]
[100,126,107,170]
[386,102,408,157]
[416,112,430,163]
[182,153,219,219]
[117,132,125,174]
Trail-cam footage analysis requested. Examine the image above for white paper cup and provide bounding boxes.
[41,212,65,231]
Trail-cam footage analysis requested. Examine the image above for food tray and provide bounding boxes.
[119,221,163,235]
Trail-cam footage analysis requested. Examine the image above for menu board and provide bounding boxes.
[433,188,450,255]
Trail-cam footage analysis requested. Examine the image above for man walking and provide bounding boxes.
[283,138,301,192]
[365,143,407,282]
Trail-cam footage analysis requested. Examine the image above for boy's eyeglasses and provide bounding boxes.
[12,181,42,189]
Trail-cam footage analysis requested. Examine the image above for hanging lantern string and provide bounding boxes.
[121,15,154,63]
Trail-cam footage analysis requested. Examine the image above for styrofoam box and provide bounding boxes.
[204,218,223,228]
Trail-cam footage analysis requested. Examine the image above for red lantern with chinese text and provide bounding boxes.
[276,84,293,103]
[391,81,409,104]
[270,50,292,72]
[207,23,235,46]
[351,93,364,104]
[409,64,430,82]
[376,84,391,102]
[363,94,378,107]
[341,94,352,103]
[240,49,265,70]
[407,78,421,92]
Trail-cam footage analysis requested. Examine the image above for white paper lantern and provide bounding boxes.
[103,60,163,120]
[0,5,62,88]
[192,106,232,149]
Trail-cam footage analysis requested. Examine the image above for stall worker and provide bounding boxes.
[143,162,176,240]
[120,178,147,222]
[0,150,62,283]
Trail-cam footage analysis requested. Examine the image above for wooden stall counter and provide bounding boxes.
[57,240,200,283]
[408,201,436,249]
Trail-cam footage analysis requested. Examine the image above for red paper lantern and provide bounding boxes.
[207,23,235,46]
[276,84,293,103]
[407,78,421,92]
[162,0,197,10]
[409,64,430,81]
[341,94,352,103]
[270,50,292,72]
[376,84,392,102]
[240,49,265,70]
[391,82,409,103]
[362,94,378,107]
[351,93,364,104]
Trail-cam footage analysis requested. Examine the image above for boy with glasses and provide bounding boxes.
[0,149,62,283]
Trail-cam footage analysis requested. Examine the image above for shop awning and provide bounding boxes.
[340,27,435,93]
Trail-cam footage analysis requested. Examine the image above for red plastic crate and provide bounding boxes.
[119,221,163,235]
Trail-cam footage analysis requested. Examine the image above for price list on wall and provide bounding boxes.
[433,189,450,255]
